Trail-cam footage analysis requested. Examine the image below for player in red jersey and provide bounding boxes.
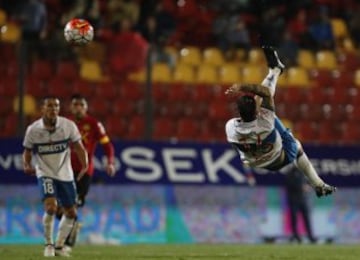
[58,94,116,251]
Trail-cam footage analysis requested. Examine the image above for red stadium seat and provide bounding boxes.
[332,70,354,89]
[25,77,45,97]
[282,88,306,105]
[294,121,318,143]
[88,100,110,118]
[310,69,333,87]
[119,82,143,101]
[0,76,17,97]
[306,87,328,104]
[191,84,214,102]
[152,83,168,102]
[47,78,73,98]
[152,117,175,141]
[176,118,200,141]
[328,87,350,105]
[167,83,191,102]
[112,99,135,117]
[0,96,12,116]
[31,60,53,81]
[317,120,341,144]
[56,61,79,81]
[95,81,118,100]
[208,101,232,121]
[299,103,323,121]
[339,121,360,144]
[105,118,128,139]
[127,116,145,140]
[72,80,95,97]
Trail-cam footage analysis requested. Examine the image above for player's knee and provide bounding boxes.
[44,198,57,215]
[64,207,77,219]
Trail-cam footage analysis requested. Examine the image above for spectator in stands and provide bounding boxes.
[278,31,300,67]
[16,0,47,59]
[107,0,140,29]
[258,7,286,47]
[109,18,148,77]
[348,4,360,47]
[284,165,317,244]
[308,6,335,50]
[286,9,315,49]
[61,0,101,29]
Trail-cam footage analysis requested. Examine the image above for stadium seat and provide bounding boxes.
[196,64,218,84]
[105,118,128,139]
[310,69,333,87]
[202,47,225,67]
[179,46,202,66]
[56,61,79,81]
[248,48,265,65]
[191,84,214,102]
[0,76,17,97]
[152,117,175,141]
[0,96,12,116]
[173,64,195,83]
[306,87,328,104]
[95,81,118,100]
[294,121,318,143]
[208,101,232,121]
[282,87,305,104]
[167,83,191,102]
[25,77,44,97]
[72,79,95,97]
[0,22,21,43]
[31,60,53,81]
[3,113,17,136]
[127,115,145,140]
[317,120,341,144]
[127,69,146,83]
[219,63,241,85]
[339,121,360,144]
[354,69,360,87]
[286,67,310,87]
[77,41,106,63]
[164,46,178,61]
[152,83,168,102]
[241,65,264,85]
[80,60,106,82]
[297,50,316,69]
[337,52,360,71]
[316,51,338,70]
[13,94,37,116]
[119,81,144,101]
[331,18,349,39]
[328,87,350,105]
[88,100,109,117]
[0,9,6,26]
[112,99,135,117]
[48,79,73,98]
[176,118,200,141]
[152,63,172,83]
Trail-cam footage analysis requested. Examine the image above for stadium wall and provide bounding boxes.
[1,139,360,244]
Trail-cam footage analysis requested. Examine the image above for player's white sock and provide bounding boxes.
[296,153,324,187]
[43,213,55,245]
[261,68,281,96]
[55,216,75,248]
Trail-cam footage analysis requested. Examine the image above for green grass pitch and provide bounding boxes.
[1,244,359,260]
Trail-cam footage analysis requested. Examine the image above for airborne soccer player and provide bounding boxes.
[23,97,88,257]
[58,94,115,252]
[225,46,336,197]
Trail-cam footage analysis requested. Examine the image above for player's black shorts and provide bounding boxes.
[74,173,92,207]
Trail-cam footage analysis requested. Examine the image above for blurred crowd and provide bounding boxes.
[1,0,360,68]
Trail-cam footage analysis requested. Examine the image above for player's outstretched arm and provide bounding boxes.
[225,84,275,111]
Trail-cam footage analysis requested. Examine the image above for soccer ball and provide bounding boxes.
[64,18,94,46]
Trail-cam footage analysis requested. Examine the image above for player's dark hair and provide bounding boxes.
[236,95,257,122]
[42,96,59,105]
[71,93,86,101]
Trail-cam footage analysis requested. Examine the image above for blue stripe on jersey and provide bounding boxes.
[33,139,70,155]
[262,128,277,144]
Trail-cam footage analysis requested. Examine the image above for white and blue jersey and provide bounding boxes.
[23,116,82,182]
[226,108,298,169]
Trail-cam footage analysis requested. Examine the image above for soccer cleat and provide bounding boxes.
[315,184,337,197]
[55,247,71,257]
[44,244,55,257]
[262,46,285,74]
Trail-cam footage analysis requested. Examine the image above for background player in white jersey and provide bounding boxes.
[225,46,336,197]
[22,97,88,257]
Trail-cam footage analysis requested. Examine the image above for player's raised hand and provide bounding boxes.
[225,84,241,96]
[23,163,36,176]
[106,163,116,177]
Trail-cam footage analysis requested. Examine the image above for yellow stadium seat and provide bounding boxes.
[276,71,287,87]
[248,48,265,65]
[354,69,360,87]
[343,37,356,52]
[316,51,338,70]
[331,18,349,39]
[287,67,310,87]
[196,65,218,84]
[0,9,7,26]
[80,60,106,82]
[0,22,21,43]
[152,63,172,83]
[219,63,241,84]
[173,64,195,83]
[13,94,37,116]
[77,41,106,63]
[297,50,316,69]
[242,65,264,84]
[128,69,145,82]
[179,46,202,66]
[203,47,225,66]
